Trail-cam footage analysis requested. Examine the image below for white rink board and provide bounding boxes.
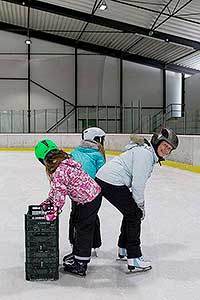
[0,133,200,165]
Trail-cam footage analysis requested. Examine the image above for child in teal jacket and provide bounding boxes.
[63,127,106,264]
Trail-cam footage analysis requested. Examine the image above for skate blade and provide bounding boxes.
[60,266,86,277]
[116,257,127,262]
[91,250,98,258]
[127,266,152,274]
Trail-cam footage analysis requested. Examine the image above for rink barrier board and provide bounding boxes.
[1,147,200,173]
[161,160,200,173]
[0,147,122,155]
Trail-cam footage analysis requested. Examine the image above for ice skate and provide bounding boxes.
[127,256,152,273]
[116,247,127,261]
[63,252,74,265]
[63,257,88,277]
[91,248,99,257]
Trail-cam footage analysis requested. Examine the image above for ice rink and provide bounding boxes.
[1,151,200,300]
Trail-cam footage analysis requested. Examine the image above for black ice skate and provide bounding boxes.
[63,258,88,277]
[63,252,74,265]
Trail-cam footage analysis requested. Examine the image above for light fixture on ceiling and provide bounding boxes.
[149,30,154,37]
[99,0,108,11]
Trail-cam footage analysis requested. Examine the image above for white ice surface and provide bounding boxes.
[1,151,200,300]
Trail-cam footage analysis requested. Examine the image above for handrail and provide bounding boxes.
[46,107,75,132]
[151,103,184,132]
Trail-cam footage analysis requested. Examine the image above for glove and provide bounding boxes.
[138,203,145,221]
[40,200,53,212]
[44,206,58,221]
[40,200,58,221]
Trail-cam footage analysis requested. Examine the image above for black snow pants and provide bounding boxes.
[95,178,142,258]
[69,193,102,259]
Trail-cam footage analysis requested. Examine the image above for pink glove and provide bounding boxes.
[44,206,58,221]
[40,200,53,212]
[40,200,58,221]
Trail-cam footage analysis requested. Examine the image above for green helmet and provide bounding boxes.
[35,139,58,164]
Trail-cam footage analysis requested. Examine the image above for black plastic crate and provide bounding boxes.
[25,262,59,281]
[25,205,58,232]
[26,256,58,264]
[26,215,58,233]
[26,246,58,258]
[25,232,58,246]
[25,205,59,281]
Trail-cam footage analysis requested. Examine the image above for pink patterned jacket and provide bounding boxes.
[41,158,101,220]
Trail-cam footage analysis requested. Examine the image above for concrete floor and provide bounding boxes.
[1,151,200,300]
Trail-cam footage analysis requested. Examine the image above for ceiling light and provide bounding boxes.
[99,0,107,11]
[149,30,153,37]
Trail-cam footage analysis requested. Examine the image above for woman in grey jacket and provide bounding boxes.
[96,128,178,273]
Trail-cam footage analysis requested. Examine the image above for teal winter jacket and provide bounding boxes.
[71,140,105,179]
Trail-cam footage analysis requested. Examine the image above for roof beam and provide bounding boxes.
[3,0,200,50]
[166,63,198,74]
[150,0,174,31]
[0,21,198,75]
[152,0,193,31]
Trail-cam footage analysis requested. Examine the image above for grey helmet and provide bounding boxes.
[82,127,106,146]
[151,128,179,153]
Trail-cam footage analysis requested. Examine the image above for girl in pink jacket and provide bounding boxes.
[35,139,102,277]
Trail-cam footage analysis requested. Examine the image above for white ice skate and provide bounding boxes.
[91,248,99,258]
[116,247,127,261]
[127,256,152,273]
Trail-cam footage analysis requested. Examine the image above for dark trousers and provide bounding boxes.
[69,203,101,249]
[69,193,102,258]
[95,178,142,258]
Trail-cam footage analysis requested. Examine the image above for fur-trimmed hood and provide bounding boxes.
[79,140,99,149]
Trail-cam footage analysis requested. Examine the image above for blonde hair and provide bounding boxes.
[45,150,69,177]
[97,142,106,160]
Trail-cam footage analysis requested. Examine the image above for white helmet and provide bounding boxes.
[82,127,106,146]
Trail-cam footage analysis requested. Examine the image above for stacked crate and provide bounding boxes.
[25,205,59,281]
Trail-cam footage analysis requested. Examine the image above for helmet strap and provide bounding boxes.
[39,158,45,165]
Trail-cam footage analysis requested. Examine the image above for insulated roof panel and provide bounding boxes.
[79,22,139,50]
[30,9,86,40]
[176,50,200,71]
[1,0,200,73]
[129,36,194,63]
[0,0,27,27]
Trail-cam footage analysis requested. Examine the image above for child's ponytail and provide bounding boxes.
[45,150,69,176]
[97,143,106,161]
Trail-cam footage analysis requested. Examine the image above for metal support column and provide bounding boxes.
[120,58,123,133]
[27,4,31,133]
[75,47,78,132]
[163,68,166,115]
[27,43,31,133]
[181,73,185,117]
